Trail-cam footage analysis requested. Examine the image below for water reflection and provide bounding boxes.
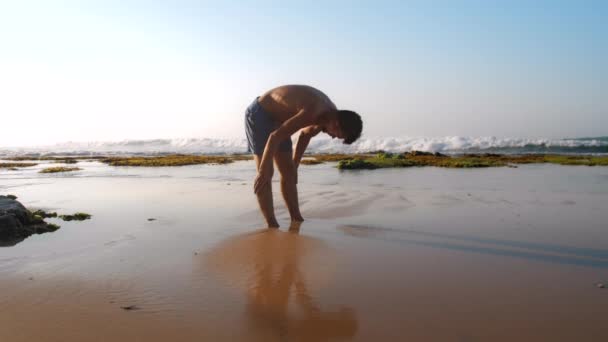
[206,222,357,341]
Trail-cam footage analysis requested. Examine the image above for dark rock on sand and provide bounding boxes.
[121,305,140,311]
[0,195,61,246]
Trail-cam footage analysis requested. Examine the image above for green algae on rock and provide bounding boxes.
[300,159,324,165]
[338,159,379,170]
[31,214,44,223]
[46,223,61,232]
[101,154,252,167]
[0,162,38,169]
[32,209,58,218]
[3,156,101,161]
[59,212,92,221]
[333,152,608,170]
[53,158,79,164]
[308,154,357,162]
[39,167,82,173]
[542,155,608,166]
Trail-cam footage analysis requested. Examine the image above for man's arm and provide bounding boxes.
[293,125,322,168]
[254,109,315,194]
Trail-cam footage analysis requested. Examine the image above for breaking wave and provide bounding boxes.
[1,136,607,157]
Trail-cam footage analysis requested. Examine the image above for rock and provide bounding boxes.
[597,283,605,289]
[0,195,60,245]
[0,196,30,225]
[0,215,21,238]
[147,218,156,221]
[121,305,140,311]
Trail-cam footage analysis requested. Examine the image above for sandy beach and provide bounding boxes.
[1,159,608,341]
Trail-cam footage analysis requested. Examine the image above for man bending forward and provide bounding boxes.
[244,85,363,227]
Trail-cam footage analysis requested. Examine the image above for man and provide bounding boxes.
[244,85,363,227]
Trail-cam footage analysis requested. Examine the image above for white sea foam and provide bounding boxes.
[1,136,607,156]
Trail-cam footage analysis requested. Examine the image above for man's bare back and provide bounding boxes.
[258,85,337,125]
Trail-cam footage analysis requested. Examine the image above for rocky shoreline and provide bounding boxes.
[2,152,608,169]
[0,195,60,246]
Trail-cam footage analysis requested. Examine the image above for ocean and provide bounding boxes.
[1,136,607,157]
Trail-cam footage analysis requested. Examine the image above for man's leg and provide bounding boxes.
[254,155,279,228]
[274,151,304,222]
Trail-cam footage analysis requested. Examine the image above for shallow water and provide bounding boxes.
[1,160,608,341]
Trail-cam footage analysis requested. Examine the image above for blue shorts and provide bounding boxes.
[244,97,293,155]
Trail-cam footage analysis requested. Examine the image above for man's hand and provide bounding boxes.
[254,169,271,194]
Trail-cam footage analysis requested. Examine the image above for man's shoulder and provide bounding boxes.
[263,84,319,98]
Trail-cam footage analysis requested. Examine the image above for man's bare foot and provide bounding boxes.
[267,220,280,228]
[291,215,304,222]
[288,221,302,233]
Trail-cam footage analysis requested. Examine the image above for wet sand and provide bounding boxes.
[1,160,608,341]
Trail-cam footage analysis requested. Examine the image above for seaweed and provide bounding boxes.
[300,159,324,165]
[101,154,252,167]
[308,154,358,162]
[3,156,101,161]
[338,159,378,170]
[59,212,92,221]
[53,158,79,164]
[0,162,38,168]
[39,167,82,173]
[332,152,608,170]
[31,209,58,218]
[46,223,61,231]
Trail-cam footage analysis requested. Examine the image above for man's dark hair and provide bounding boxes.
[337,110,362,144]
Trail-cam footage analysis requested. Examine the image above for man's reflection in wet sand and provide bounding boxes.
[206,222,357,341]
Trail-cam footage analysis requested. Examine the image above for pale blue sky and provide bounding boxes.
[1,0,606,146]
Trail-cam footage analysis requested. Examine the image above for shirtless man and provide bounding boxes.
[244,85,363,227]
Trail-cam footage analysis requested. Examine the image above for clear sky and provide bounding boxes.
[1,0,606,146]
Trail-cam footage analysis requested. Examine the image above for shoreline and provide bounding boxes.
[2,151,608,169]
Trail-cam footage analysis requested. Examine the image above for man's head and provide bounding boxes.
[323,110,362,144]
